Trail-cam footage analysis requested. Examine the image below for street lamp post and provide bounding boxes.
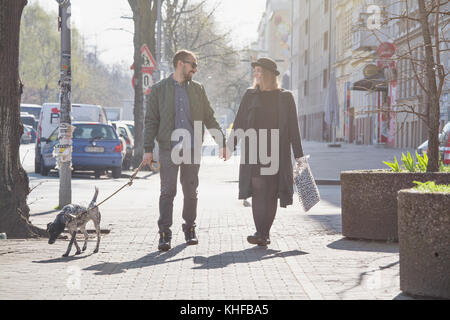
[57,0,72,207]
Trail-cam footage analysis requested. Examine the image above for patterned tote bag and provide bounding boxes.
[293,155,320,212]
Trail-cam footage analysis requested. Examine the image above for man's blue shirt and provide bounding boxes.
[172,77,194,148]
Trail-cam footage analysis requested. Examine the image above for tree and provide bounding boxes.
[163,1,250,118]
[19,2,59,104]
[357,0,448,172]
[0,0,46,238]
[19,3,133,107]
[128,0,158,168]
[416,0,447,172]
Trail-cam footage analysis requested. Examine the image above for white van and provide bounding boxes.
[20,104,42,127]
[35,102,108,174]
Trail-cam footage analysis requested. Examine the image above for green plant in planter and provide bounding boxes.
[415,152,428,172]
[440,163,450,173]
[413,181,450,193]
[402,152,416,172]
[383,156,401,172]
[384,151,449,173]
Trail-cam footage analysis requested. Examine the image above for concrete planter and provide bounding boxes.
[398,189,450,299]
[341,170,450,241]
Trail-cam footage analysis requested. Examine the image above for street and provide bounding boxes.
[0,142,417,300]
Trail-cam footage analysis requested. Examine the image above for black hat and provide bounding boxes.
[251,57,280,76]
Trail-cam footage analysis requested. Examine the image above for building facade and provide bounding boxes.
[255,0,449,147]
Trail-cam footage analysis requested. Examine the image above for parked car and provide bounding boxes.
[21,125,33,144]
[443,121,450,134]
[117,135,127,168]
[20,104,41,128]
[111,121,134,170]
[35,102,108,174]
[416,121,450,164]
[21,112,37,130]
[416,134,444,156]
[25,124,36,143]
[441,129,450,166]
[40,122,123,178]
[119,120,135,137]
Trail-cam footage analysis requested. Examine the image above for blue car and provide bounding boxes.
[41,122,123,178]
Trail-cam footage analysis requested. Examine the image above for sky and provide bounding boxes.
[31,0,266,67]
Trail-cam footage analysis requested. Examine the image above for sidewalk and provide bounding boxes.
[0,142,415,300]
[302,141,416,181]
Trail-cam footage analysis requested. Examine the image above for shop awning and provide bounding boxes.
[352,78,387,92]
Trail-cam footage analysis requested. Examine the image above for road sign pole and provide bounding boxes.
[57,0,72,208]
[155,0,162,82]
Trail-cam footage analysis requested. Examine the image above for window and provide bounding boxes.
[304,80,308,96]
[304,49,308,65]
[324,31,328,51]
[323,69,328,88]
[305,19,309,35]
[324,0,329,13]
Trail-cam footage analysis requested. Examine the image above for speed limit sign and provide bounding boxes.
[142,71,153,95]
[131,68,153,95]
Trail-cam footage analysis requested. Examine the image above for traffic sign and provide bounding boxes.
[130,44,157,95]
[131,69,153,95]
[377,42,396,58]
[140,44,157,71]
[142,72,153,95]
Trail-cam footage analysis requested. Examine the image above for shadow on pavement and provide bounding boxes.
[307,214,342,234]
[192,247,308,270]
[33,252,96,264]
[327,238,398,253]
[30,209,59,217]
[82,244,190,275]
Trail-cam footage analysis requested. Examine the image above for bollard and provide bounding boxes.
[0,233,7,240]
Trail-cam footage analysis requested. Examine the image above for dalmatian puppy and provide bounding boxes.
[47,187,101,257]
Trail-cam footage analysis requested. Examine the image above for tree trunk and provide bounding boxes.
[418,0,440,172]
[128,0,157,168]
[0,0,46,238]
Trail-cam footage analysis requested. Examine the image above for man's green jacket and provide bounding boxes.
[144,76,225,153]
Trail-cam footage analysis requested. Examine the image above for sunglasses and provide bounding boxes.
[183,60,198,69]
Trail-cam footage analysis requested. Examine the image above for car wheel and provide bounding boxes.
[112,167,121,179]
[35,155,41,173]
[94,170,103,179]
[121,159,128,170]
[40,157,49,176]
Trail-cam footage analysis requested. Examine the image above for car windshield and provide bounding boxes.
[20,107,41,119]
[72,124,117,140]
[21,116,35,127]
[443,122,450,134]
[126,124,135,137]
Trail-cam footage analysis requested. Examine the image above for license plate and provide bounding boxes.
[85,146,104,153]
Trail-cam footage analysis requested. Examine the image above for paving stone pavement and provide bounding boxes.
[0,142,417,300]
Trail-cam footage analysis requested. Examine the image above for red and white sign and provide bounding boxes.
[377,42,396,58]
[131,44,157,95]
[140,44,157,71]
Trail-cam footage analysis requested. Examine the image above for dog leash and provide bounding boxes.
[91,160,159,211]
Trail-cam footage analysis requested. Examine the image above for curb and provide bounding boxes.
[315,180,341,186]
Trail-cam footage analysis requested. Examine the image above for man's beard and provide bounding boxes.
[184,69,194,81]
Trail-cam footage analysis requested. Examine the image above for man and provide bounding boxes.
[143,50,230,251]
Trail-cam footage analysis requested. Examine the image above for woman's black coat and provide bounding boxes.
[230,88,304,208]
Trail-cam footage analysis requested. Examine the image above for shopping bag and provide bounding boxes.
[293,155,320,212]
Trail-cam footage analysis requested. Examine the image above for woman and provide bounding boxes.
[229,57,304,246]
